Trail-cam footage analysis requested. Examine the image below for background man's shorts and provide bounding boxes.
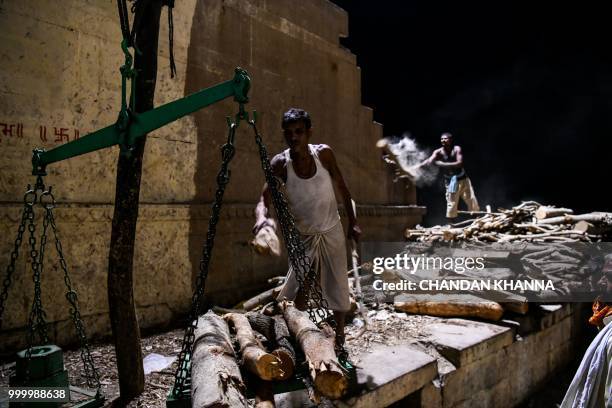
[446,177,479,218]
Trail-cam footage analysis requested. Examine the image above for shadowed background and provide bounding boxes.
[332,0,612,225]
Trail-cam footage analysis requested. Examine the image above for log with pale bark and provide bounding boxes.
[534,206,574,220]
[393,294,505,321]
[251,225,281,257]
[376,138,417,182]
[245,312,296,380]
[242,286,282,311]
[280,301,348,399]
[191,311,248,408]
[573,220,595,234]
[537,212,612,225]
[225,313,285,381]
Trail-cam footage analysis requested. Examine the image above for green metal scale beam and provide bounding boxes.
[32,67,250,175]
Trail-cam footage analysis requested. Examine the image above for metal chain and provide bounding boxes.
[0,189,33,330]
[25,186,49,350]
[172,107,242,397]
[42,189,101,391]
[117,0,132,46]
[1,179,101,391]
[23,178,48,381]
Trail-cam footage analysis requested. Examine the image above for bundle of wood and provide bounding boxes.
[192,302,348,408]
[405,202,612,243]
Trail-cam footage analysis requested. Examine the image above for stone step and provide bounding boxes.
[336,344,437,408]
[424,318,513,367]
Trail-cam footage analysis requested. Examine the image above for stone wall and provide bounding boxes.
[0,0,422,351]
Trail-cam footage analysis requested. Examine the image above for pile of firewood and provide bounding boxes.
[405,202,612,243]
[192,301,348,408]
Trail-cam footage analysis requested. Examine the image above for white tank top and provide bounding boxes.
[284,145,340,234]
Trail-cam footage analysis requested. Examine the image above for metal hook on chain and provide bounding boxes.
[23,185,37,207]
[40,187,56,210]
[34,175,45,192]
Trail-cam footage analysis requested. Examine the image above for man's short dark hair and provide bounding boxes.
[282,108,311,129]
[441,132,453,139]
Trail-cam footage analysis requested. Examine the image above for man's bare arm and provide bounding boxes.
[418,149,441,167]
[319,145,362,241]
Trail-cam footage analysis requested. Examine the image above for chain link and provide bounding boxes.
[172,109,241,397]
[23,178,48,380]
[0,194,31,330]
[25,186,49,351]
[42,190,101,391]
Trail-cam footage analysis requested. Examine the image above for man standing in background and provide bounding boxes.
[417,132,479,219]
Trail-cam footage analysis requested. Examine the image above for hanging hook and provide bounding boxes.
[34,175,45,192]
[40,187,56,210]
[23,185,37,207]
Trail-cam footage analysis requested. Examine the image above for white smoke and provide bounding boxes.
[378,133,439,187]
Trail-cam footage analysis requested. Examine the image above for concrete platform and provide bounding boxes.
[336,344,437,408]
[424,319,513,367]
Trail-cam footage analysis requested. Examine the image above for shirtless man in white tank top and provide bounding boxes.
[253,108,361,347]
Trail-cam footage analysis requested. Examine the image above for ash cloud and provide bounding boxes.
[381,133,439,187]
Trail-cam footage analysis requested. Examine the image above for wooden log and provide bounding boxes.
[251,225,281,257]
[271,315,296,379]
[245,313,296,380]
[534,206,574,220]
[393,294,504,321]
[573,220,612,235]
[225,313,284,381]
[515,200,543,209]
[538,213,612,225]
[212,305,246,315]
[267,276,286,286]
[497,230,588,242]
[442,228,464,241]
[243,287,282,311]
[280,301,348,399]
[573,220,594,234]
[192,311,248,408]
[376,138,417,182]
[458,210,503,216]
[246,313,274,340]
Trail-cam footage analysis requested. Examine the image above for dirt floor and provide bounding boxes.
[0,308,438,407]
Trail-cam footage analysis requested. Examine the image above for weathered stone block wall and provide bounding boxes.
[418,304,584,408]
[0,0,421,350]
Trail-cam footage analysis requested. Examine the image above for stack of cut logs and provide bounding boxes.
[192,301,348,408]
[405,202,612,242]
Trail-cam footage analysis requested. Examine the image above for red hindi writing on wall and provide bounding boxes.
[0,122,24,142]
[39,125,81,144]
[1,121,82,144]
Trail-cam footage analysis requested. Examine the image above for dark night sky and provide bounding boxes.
[331,1,611,224]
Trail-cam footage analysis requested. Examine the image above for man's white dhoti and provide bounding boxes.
[277,221,350,312]
[275,145,351,312]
